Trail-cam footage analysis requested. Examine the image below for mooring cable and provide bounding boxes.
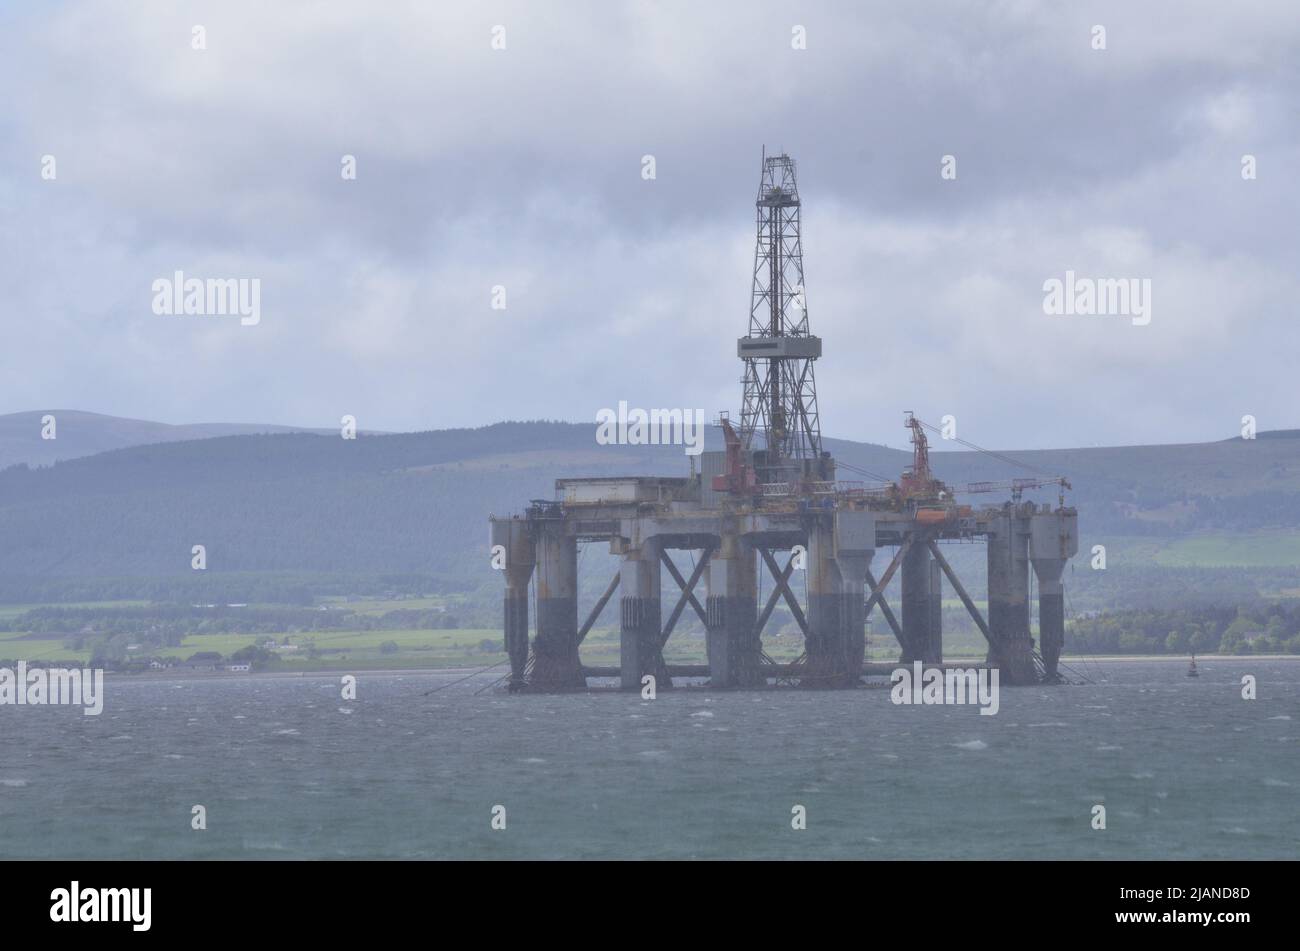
[474,667,514,695]
[422,658,510,696]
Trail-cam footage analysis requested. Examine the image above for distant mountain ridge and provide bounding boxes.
[0,410,358,469]
[0,414,1296,589]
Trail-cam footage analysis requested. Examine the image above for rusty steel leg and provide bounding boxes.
[620,540,664,691]
[706,536,760,688]
[529,529,585,692]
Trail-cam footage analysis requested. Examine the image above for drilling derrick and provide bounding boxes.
[738,152,826,486]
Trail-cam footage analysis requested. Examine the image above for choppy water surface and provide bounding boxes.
[1,659,1295,859]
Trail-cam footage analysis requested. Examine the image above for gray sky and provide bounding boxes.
[2,0,1297,450]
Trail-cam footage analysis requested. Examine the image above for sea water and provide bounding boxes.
[0,659,1295,859]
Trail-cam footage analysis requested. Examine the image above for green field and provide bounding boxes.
[0,624,505,668]
[1077,532,1300,569]
[1152,532,1300,568]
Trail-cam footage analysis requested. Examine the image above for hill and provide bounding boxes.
[0,418,1297,611]
[0,410,359,469]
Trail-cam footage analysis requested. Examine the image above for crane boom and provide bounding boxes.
[966,476,1072,505]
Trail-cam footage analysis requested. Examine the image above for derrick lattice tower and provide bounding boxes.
[737,151,824,484]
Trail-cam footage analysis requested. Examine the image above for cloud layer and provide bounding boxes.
[2,0,1297,449]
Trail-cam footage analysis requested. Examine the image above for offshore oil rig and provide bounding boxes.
[490,152,1078,692]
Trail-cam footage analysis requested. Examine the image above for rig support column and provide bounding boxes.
[804,519,843,687]
[530,527,584,691]
[706,533,760,687]
[831,510,874,686]
[804,511,875,687]
[900,537,932,664]
[927,557,943,663]
[619,538,665,691]
[490,518,535,691]
[1030,509,1079,682]
[986,509,1035,684]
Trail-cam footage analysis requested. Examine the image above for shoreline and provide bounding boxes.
[95,653,1300,680]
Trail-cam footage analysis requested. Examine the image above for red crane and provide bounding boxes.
[899,411,944,499]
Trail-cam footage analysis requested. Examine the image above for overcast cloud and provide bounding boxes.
[2,0,1297,450]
